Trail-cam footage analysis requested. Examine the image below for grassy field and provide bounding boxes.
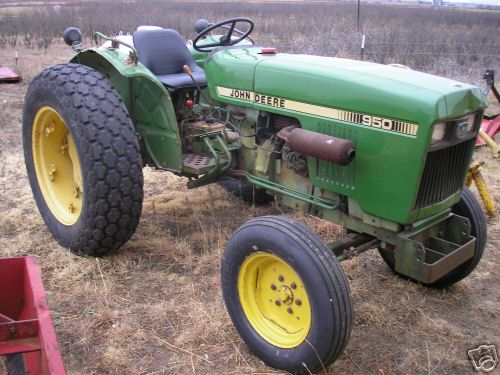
[0,4,499,374]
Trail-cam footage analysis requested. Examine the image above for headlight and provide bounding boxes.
[455,114,475,138]
[431,122,446,144]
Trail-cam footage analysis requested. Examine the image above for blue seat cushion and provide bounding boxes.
[156,67,207,89]
[133,28,207,90]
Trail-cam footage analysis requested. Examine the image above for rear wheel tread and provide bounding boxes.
[23,63,143,256]
[218,179,274,204]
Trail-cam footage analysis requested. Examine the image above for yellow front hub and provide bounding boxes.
[32,106,83,225]
[238,252,312,348]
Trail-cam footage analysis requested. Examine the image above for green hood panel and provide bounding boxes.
[254,53,485,122]
[206,47,268,91]
[207,48,485,124]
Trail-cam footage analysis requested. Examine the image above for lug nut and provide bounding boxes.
[278,275,284,282]
[287,307,293,314]
[60,138,68,154]
[290,282,297,289]
[275,300,281,306]
[295,299,302,306]
[49,163,56,181]
[45,122,56,137]
[73,184,80,198]
[271,284,276,290]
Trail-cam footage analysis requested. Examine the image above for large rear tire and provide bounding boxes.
[23,63,143,256]
[221,216,352,374]
[378,187,487,287]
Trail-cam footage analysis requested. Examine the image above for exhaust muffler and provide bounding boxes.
[277,126,355,166]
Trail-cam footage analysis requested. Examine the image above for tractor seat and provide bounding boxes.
[133,29,206,90]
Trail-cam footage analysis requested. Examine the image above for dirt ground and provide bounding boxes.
[0,44,499,375]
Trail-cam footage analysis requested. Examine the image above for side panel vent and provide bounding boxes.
[315,123,356,190]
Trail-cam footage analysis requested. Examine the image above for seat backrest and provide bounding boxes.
[133,29,197,76]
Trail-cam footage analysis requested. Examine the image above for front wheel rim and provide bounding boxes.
[237,252,312,348]
[32,106,83,225]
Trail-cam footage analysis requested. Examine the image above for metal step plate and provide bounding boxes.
[182,153,217,175]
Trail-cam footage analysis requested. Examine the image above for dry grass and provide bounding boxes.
[0,43,499,375]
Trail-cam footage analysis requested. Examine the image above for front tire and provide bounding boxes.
[221,216,352,374]
[378,187,487,287]
[23,63,144,256]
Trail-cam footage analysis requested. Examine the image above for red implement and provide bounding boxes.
[0,67,21,83]
[478,70,500,146]
[0,257,66,375]
[477,115,500,146]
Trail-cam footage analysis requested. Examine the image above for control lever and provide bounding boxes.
[183,65,217,113]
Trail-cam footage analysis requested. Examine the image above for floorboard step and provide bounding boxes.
[182,153,226,175]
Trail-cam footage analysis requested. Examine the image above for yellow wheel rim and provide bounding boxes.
[238,252,311,348]
[32,106,83,225]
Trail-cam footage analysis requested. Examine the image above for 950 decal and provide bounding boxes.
[217,86,418,137]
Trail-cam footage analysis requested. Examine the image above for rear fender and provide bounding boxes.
[71,48,182,172]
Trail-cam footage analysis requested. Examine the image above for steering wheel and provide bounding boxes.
[193,17,254,52]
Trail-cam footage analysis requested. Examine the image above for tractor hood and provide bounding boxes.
[205,47,486,225]
[205,47,486,126]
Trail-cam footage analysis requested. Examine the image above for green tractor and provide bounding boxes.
[23,18,487,374]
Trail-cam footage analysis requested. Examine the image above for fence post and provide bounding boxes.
[357,0,361,31]
[360,34,365,60]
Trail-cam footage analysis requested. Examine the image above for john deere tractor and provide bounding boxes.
[23,18,487,374]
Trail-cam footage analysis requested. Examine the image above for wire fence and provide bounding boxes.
[363,42,500,46]
[0,0,498,84]
[363,52,498,57]
[349,35,500,84]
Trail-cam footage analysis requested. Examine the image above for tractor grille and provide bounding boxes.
[414,139,475,210]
